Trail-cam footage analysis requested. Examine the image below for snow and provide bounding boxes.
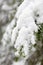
[1,18,16,46]
[11,26,37,60]
[15,0,32,18]
[2,3,17,11]
[1,0,43,65]
[35,3,43,24]
[13,60,25,65]
[11,0,43,63]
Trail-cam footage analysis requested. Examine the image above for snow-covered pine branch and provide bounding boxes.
[1,0,43,65]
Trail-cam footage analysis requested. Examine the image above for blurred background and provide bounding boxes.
[0,0,23,42]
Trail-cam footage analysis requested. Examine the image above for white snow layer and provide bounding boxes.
[11,0,43,63]
[15,0,31,18]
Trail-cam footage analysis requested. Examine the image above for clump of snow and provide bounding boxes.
[34,2,43,24]
[11,0,43,62]
[15,0,30,18]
